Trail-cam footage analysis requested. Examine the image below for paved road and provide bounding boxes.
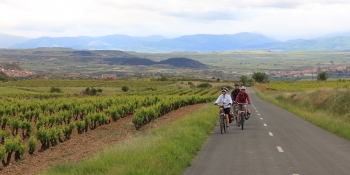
[183,87,350,175]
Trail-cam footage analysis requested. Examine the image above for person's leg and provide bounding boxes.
[244,105,247,117]
[225,114,229,126]
[233,104,237,115]
[237,104,242,123]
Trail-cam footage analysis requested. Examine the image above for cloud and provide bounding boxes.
[1,0,350,40]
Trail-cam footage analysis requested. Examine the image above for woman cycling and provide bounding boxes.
[214,87,232,131]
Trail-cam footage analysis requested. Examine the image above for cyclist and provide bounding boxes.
[235,86,251,127]
[214,87,232,131]
[231,83,240,116]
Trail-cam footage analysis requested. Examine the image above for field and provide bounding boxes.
[266,80,350,91]
[0,79,224,174]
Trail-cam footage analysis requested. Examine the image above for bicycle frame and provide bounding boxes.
[220,112,226,134]
[237,103,248,130]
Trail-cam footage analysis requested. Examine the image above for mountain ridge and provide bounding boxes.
[1,32,350,51]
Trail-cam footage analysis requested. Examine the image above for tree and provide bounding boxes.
[317,71,328,81]
[160,74,168,81]
[240,75,248,86]
[252,72,268,82]
[247,78,254,87]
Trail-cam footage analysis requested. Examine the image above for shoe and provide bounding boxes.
[226,126,229,131]
[237,122,240,127]
[245,115,250,120]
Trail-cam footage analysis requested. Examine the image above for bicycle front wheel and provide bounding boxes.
[223,118,227,133]
[220,116,224,134]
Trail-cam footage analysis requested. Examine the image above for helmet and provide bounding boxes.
[222,87,228,92]
[240,86,246,90]
[234,84,239,86]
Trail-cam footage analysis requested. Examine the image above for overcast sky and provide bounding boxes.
[1,0,350,41]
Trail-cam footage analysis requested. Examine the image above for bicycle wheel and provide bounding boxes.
[220,116,224,134]
[241,113,245,130]
[223,118,227,133]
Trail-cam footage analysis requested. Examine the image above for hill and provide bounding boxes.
[104,57,208,69]
[159,57,208,69]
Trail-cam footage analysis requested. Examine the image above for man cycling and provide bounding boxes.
[235,86,251,127]
[214,87,232,131]
[231,83,240,117]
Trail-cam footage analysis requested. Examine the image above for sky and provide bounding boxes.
[1,0,350,41]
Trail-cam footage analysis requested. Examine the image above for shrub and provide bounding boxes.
[197,82,212,88]
[122,86,129,92]
[50,87,62,93]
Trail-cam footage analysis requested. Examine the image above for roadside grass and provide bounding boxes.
[253,86,350,140]
[41,103,218,175]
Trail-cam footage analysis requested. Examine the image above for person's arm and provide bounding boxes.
[228,95,233,105]
[214,95,222,104]
[247,93,251,104]
[235,92,240,103]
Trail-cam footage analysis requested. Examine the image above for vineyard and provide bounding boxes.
[0,79,175,87]
[266,80,350,91]
[0,80,220,169]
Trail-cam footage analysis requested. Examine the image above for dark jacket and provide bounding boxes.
[231,89,240,101]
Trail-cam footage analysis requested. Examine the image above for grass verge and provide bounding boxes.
[252,86,350,140]
[41,103,218,175]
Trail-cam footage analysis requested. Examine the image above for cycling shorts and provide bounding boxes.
[219,106,231,114]
[237,104,246,111]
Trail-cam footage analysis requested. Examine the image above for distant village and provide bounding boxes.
[268,66,350,78]
[0,62,36,77]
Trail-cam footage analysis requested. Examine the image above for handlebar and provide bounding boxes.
[214,103,232,106]
[237,103,251,105]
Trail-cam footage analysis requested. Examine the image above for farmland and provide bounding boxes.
[0,79,221,174]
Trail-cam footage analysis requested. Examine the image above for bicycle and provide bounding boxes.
[215,104,227,134]
[236,103,250,130]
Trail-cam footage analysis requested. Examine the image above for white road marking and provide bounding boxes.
[264,124,267,126]
[256,111,258,112]
[258,114,261,115]
[269,132,273,136]
[277,146,284,152]
[260,118,263,120]
[293,174,299,175]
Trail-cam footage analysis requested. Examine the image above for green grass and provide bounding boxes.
[0,87,39,93]
[41,103,218,175]
[253,86,350,140]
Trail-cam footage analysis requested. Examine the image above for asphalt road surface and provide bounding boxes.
[183,87,350,175]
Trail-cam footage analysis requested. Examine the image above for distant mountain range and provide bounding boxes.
[0,33,30,48]
[1,32,350,51]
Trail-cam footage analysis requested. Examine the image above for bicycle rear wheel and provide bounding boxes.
[241,113,245,130]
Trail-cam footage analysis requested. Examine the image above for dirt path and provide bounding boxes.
[0,103,206,175]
